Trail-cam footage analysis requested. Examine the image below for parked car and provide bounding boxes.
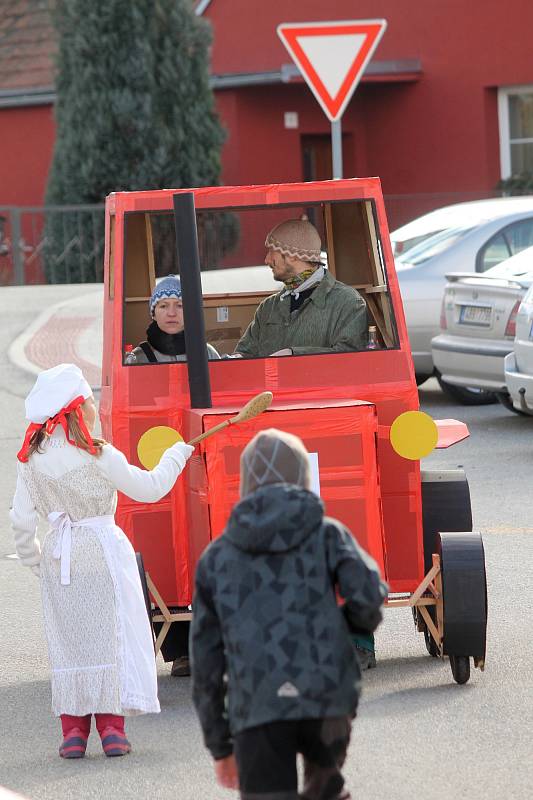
[391,197,533,258]
[503,282,533,415]
[392,197,533,396]
[431,247,533,404]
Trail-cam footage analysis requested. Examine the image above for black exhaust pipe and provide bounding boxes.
[173,192,212,409]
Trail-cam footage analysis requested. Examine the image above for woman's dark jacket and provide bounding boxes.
[190,483,387,759]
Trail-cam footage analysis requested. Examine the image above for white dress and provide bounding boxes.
[10,428,192,717]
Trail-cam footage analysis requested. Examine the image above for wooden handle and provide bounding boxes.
[186,391,273,447]
[187,419,230,446]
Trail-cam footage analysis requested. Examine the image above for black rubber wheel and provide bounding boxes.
[436,371,497,405]
[413,606,439,656]
[417,473,475,659]
[421,470,473,574]
[135,552,153,625]
[438,532,487,672]
[495,392,526,415]
[450,654,471,685]
[423,611,439,657]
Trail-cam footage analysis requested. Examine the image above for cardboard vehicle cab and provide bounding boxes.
[100,178,487,685]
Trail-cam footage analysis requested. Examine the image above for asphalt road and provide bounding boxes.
[0,286,531,799]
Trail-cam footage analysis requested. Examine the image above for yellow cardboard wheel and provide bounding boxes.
[137,426,184,470]
[390,410,438,460]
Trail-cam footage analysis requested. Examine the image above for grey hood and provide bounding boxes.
[224,483,324,554]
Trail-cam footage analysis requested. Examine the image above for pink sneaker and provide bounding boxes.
[99,726,132,757]
[59,728,88,759]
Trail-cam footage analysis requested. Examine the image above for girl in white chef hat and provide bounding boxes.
[10,364,194,759]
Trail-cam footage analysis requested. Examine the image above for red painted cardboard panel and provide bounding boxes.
[191,403,386,586]
[124,507,178,601]
[380,491,423,593]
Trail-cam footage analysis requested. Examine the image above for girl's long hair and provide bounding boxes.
[27,410,106,459]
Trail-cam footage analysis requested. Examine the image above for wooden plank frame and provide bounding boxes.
[146,554,446,660]
[122,213,158,348]
[124,212,156,300]
[323,203,337,278]
[385,554,444,657]
[322,200,396,349]
[146,573,192,655]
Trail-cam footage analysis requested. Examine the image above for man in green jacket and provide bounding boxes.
[233,219,368,358]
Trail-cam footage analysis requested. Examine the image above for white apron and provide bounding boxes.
[11,429,191,718]
[42,511,160,717]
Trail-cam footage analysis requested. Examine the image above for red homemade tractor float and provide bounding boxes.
[99,178,487,684]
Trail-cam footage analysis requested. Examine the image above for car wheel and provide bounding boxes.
[435,372,497,405]
[495,392,527,415]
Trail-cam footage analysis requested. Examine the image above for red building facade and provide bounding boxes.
[1,0,533,228]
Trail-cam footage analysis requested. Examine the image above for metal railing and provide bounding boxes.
[0,191,502,285]
[0,204,105,285]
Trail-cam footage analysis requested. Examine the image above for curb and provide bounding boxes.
[8,288,103,389]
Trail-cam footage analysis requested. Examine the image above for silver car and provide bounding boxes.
[392,197,533,398]
[431,247,533,405]
[391,196,533,258]
[503,282,533,415]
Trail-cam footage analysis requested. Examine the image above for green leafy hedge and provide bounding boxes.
[496,173,533,196]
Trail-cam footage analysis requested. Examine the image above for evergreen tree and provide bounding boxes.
[44,0,227,282]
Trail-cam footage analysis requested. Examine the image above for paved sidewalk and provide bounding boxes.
[8,285,103,389]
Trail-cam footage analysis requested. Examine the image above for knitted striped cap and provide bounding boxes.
[149,275,182,316]
[265,219,322,263]
[240,428,311,498]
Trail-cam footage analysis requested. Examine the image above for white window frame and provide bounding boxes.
[195,0,212,13]
[498,85,533,178]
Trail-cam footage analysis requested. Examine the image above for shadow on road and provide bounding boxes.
[0,671,204,797]
[357,654,477,720]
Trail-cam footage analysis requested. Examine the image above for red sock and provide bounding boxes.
[95,713,125,736]
[60,714,91,738]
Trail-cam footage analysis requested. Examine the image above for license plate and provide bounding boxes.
[459,305,492,326]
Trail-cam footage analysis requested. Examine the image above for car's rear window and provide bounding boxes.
[396,226,475,266]
[391,230,443,257]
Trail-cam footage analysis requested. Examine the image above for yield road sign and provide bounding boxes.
[277,19,387,122]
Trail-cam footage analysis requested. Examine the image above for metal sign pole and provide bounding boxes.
[331,118,343,179]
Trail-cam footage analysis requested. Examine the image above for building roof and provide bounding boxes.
[0,0,56,95]
[0,0,211,106]
[0,0,421,108]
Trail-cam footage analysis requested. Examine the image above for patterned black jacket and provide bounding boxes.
[190,483,387,759]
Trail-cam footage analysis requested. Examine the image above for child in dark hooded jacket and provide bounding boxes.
[190,428,387,800]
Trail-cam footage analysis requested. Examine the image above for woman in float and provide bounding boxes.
[10,363,193,758]
[125,274,220,364]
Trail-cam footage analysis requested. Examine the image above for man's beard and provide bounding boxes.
[271,262,297,283]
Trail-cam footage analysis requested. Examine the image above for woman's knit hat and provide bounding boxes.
[240,428,311,498]
[149,275,182,317]
[265,219,322,263]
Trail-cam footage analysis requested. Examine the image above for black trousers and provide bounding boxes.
[153,618,190,662]
[233,717,352,800]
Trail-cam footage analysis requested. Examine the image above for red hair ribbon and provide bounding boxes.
[17,395,96,463]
